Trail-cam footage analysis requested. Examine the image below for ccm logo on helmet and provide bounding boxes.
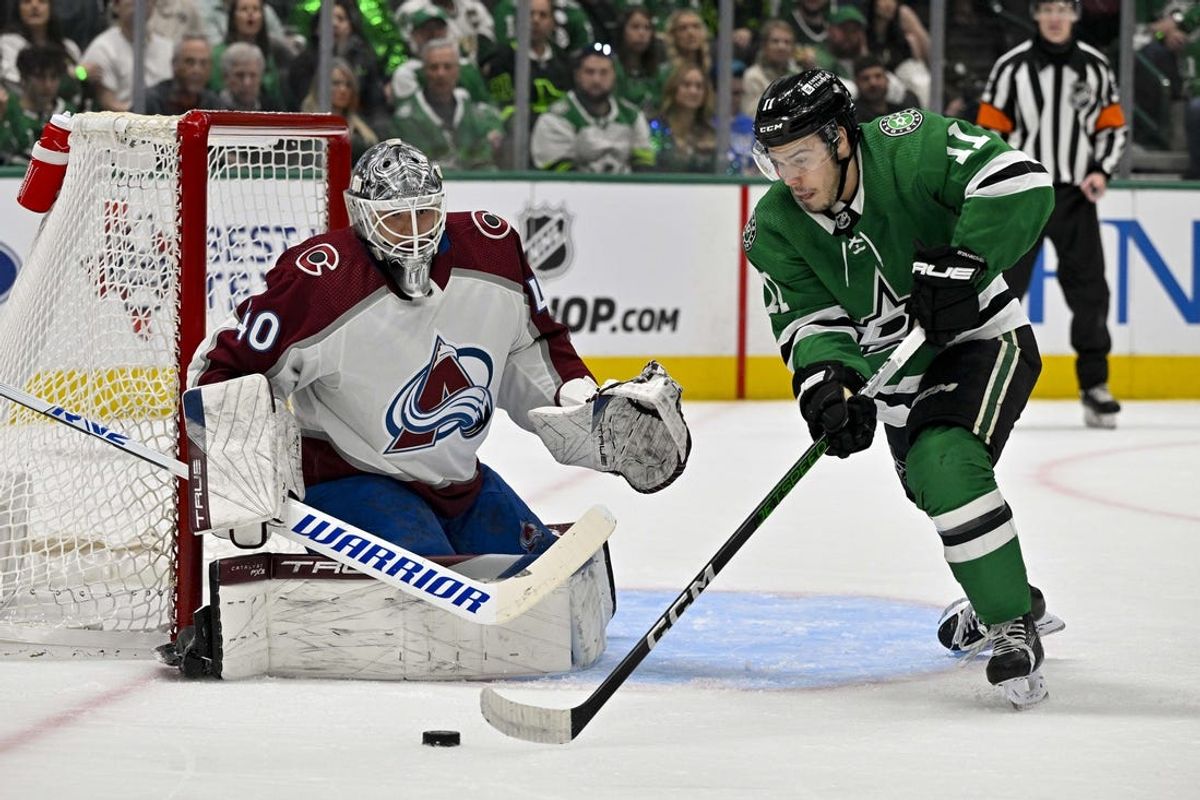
[758,122,784,133]
[913,262,977,281]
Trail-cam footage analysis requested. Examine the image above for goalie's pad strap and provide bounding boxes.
[208,546,614,681]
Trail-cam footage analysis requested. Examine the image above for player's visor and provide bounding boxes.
[752,136,835,181]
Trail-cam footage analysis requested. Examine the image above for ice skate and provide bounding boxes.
[1081,383,1120,429]
[937,585,1065,653]
[983,612,1047,708]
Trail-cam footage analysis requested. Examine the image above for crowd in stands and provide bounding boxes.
[0,0,1197,176]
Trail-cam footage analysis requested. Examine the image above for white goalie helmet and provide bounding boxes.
[344,139,446,298]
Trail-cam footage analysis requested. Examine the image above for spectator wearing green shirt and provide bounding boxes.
[614,5,664,116]
[0,43,73,165]
[211,0,293,110]
[649,62,717,172]
[479,0,572,123]
[492,0,594,54]
[389,8,491,104]
[392,37,504,170]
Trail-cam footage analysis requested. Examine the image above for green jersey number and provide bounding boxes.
[946,122,990,165]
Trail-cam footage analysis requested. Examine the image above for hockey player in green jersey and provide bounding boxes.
[745,69,1065,707]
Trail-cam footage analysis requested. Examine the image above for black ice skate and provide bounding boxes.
[983,612,1047,708]
[937,585,1065,653]
[1081,383,1121,429]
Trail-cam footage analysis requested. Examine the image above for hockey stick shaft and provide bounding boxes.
[481,326,926,743]
[0,381,614,626]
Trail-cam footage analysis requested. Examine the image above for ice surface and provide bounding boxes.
[1,400,1197,799]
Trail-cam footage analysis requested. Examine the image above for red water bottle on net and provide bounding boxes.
[17,111,73,213]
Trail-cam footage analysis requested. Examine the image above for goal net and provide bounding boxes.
[0,111,350,657]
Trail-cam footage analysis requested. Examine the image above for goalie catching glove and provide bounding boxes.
[530,361,691,493]
[183,373,304,548]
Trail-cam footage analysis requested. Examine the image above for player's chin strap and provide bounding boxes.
[831,131,857,206]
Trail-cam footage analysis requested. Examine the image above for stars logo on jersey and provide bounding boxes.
[878,109,924,137]
[520,203,575,280]
[742,213,757,252]
[858,272,911,355]
[383,336,495,454]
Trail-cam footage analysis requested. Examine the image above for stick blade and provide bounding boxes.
[490,504,616,625]
[480,687,575,744]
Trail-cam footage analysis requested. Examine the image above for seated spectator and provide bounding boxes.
[79,0,175,111]
[614,5,665,117]
[391,37,503,170]
[649,63,717,173]
[742,19,799,117]
[661,8,711,81]
[782,0,832,47]
[865,0,931,106]
[146,34,222,113]
[150,0,206,43]
[394,0,495,62]
[825,5,913,105]
[0,0,81,97]
[389,8,490,104]
[531,42,654,173]
[493,0,594,54]
[213,0,294,110]
[853,53,918,123]
[0,43,73,164]
[725,58,756,175]
[202,0,290,47]
[479,0,571,123]
[216,40,280,109]
[287,0,386,121]
[301,57,382,161]
[289,0,405,74]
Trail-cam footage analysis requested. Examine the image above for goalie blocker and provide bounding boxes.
[159,536,615,681]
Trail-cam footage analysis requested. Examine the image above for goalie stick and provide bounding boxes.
[481,326,927,743]
[0,381,614,626]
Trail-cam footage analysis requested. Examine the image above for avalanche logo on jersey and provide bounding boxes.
[383,336,495,454]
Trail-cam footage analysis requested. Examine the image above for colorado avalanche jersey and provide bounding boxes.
[188,211,593,510]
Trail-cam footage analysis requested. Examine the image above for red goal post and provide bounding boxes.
[0,111,351,657]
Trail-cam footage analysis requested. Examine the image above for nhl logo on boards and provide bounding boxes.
[878,109,923,137]
[519,203,574,280]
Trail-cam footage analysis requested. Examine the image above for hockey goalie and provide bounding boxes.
[160,139,691,681]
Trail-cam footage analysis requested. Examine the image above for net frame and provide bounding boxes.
[0,111,350,656]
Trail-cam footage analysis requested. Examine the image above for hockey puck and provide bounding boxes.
[422,730,460,747]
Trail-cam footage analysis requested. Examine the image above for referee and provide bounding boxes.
[976,0,1127,428]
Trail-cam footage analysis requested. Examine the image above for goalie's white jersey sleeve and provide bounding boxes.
[188,211,593,502]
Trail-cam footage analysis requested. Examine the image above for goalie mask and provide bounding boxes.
[345,139,446,298]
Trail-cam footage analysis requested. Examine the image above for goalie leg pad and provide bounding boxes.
[204,546,615,680]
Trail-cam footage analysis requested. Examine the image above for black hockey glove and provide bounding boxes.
[906,244,986,347]
[798,369,877,459]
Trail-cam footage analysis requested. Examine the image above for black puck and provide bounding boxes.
[422,730,461,747]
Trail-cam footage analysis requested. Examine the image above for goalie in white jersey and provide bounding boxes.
[172,139,691,681]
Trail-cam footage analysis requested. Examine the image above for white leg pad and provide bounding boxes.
[211,547,614,681]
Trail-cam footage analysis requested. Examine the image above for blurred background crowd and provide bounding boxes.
[0,0,1195,178]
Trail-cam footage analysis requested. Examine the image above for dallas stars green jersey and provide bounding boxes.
[744,109,1053,391]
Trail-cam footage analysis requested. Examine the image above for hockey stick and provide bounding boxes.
[481,326,927,743]
[0,381,614,626]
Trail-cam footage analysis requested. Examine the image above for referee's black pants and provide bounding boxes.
[1005,184,1112,392]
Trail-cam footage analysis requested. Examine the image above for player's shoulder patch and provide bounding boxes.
[294,241,340,277]
[742,212,757,252]
[878,108,924,138]
[470,210,512,240]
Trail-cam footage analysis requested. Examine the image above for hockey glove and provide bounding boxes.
[906,244,985,347]
[798,367,877,458]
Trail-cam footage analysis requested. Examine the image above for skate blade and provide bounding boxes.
[1036,613,1065,638]
[1083,409,1117,429]
[999,670,1048,709]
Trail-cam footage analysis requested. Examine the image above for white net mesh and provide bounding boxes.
[0,112,340,656]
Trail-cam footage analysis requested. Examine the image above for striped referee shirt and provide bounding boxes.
[977,36,1127,184]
